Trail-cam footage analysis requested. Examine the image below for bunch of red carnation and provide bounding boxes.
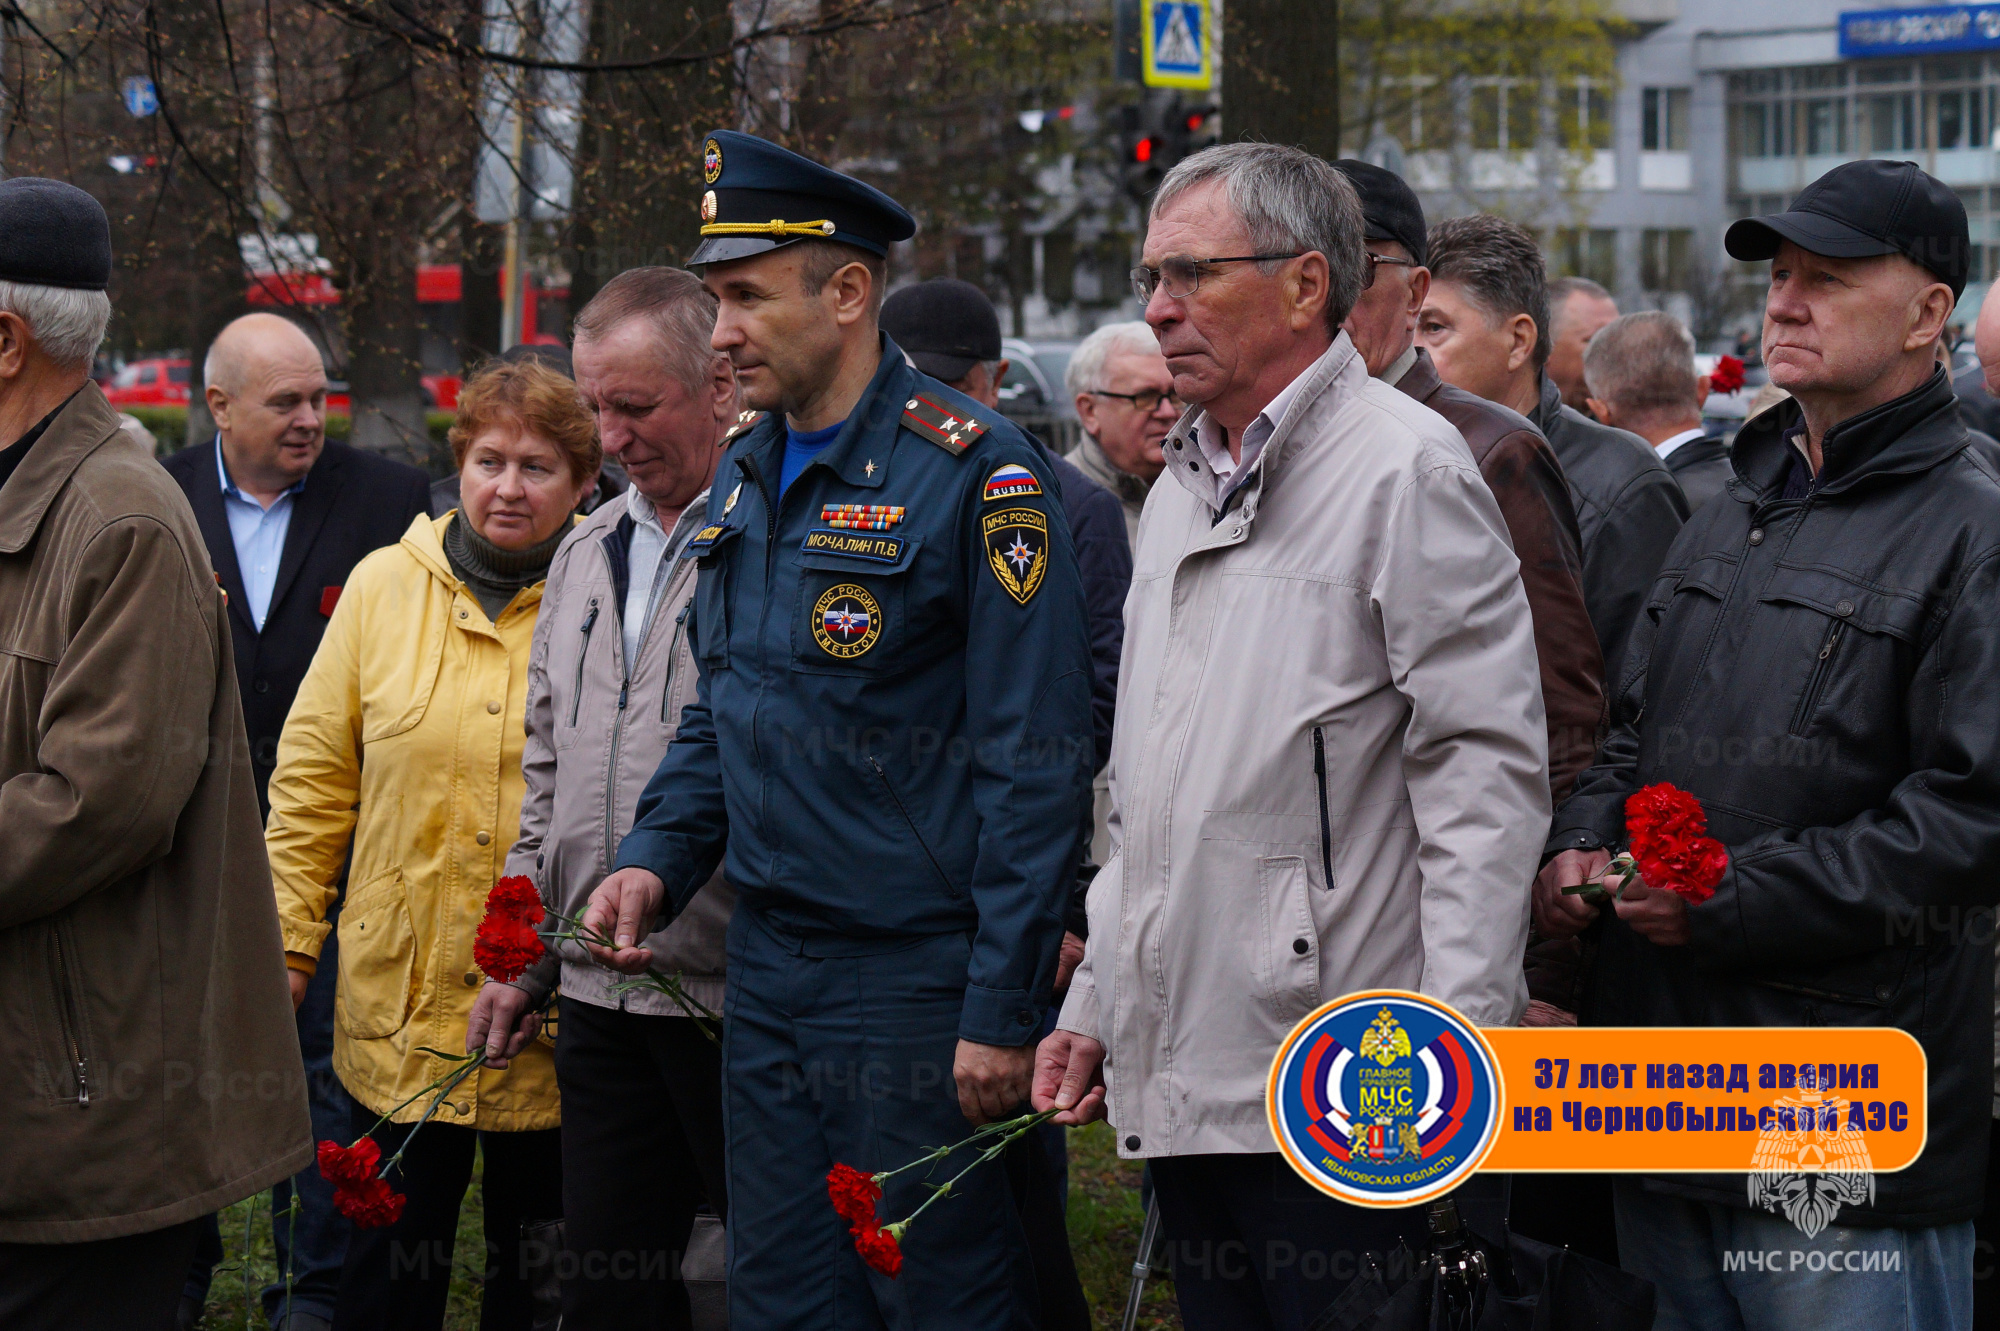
[1623,782,1728,904]
[828,1163,903,1277]
[1710,355,1746,394]
[475,875,546,983]
[316,1138,406,1229]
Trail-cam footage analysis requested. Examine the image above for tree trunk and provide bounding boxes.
[565,0,735,315]
[1222,0,1341,157]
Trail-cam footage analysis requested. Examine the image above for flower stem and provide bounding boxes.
[541,906,723,1040]
[883,1109,1060,1235]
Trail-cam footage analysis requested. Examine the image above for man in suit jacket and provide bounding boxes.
[160,312,428,1331]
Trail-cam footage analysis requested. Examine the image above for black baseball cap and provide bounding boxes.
[879,279,1003,382]
[1725,159,1970,298]
[1334,159,1427,268]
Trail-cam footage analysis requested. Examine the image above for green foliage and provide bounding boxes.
[135,411,456,457]
[1067,1121,1183,1329]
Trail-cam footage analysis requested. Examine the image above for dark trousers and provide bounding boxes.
[332,1110,561,1331]
[1508,1171,1620,1267]
[1977,1117,2000,1329]
[186,905,358,1325]
[1149,1151,1428,1331]
[1003,1120,1091,1331]
[554,998,727,1329]
[724,908,1036,1329]
[0,1218,204,1331]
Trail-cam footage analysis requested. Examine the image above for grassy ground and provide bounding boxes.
[206,1121,1175,1329]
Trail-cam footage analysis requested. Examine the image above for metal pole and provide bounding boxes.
[499,94,527,350]
[1120,1195,1167,1331]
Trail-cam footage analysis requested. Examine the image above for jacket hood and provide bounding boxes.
[1731,365,1969,499]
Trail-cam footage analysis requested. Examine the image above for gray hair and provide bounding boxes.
[573,266,726,397]
[1426,214,1552,370]
[1582,311,1700,420]
[1548,275,1613,327]
[0,279,111,370]
[1150,142,1369,330]
[1065,320,1159,398]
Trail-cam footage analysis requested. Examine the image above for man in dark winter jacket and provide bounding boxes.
[1421,216,1689,695]
[1581,311,1734,515]
[1537,158,2000,1329]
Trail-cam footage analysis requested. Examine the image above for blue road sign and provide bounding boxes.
[1143,0,1211,89]
[122,76,160,117]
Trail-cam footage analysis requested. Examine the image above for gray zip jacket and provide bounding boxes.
[1056,336,1550,1158]
[504,486,732,1014]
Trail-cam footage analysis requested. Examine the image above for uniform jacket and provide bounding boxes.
[1553,369,2000,1226]
[1058,336,1551,1159]
[1663,435,1733,516]
[613,338,1095,1048]
[0,385,311,1241]
[267,513,559,1130]
[1067,432,1153,554]
[161,439,431,811]
[504,490,733,1016]
[1397,348,1604,802]
[1530,376,1690,695]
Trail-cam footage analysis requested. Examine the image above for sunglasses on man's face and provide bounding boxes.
[1130,252,1305,304]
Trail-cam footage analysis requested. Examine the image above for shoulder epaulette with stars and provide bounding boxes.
[720,410,767,446]
[900,394,989,457]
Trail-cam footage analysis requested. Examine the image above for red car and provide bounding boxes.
[103,357,192,407]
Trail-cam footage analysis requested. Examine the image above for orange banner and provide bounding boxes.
[1478,1027,1927,1174]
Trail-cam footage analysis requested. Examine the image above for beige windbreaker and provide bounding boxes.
[1057,335,1551,1159]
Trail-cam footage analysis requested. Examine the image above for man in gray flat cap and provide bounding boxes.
[0,177,310,1331]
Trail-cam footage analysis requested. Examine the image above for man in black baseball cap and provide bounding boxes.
[1538,157,1998,1327]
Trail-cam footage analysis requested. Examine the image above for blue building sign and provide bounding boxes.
[1840,6,2000,59]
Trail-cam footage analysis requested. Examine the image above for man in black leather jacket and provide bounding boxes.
[1536,159,1999,1327]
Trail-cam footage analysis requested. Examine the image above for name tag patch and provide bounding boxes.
[983,463,1042,503]
[686,524,727,557]
[803,529,905,563]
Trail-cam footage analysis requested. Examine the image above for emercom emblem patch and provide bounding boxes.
[812,584,882,658]
[982,508,1048,605]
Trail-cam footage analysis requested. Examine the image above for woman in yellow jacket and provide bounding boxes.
[267,358,598,1331]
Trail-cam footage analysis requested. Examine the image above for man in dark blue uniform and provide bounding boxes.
[582,130,1095,1329]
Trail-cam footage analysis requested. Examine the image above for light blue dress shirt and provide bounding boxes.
[216,440,305,632]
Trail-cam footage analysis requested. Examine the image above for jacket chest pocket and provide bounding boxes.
[1758,568,1927,739]
[689,524,745,673]
[790,535,922,677]
[553,597,603,752]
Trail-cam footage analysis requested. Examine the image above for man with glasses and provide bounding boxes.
[1034,142,1549,1331]
[1064,320,1177,549]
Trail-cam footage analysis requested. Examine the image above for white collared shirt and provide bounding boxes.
[1193,363,1315,502]
[216,439,306,632]
[1655,426,1707,460]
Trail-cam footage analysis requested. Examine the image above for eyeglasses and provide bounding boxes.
[1130,252,1305,303]
[1364,252,1417,289]
[1088,388,1181,412]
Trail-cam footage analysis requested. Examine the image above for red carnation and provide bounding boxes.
[475,875,547,983]
[827,1163,883,1229]
[316,1136,381,1188]
[1622,782,1728,904]
[853,1223,904,1278]
[332,1175,407,1229]
[1710,355,1746,394]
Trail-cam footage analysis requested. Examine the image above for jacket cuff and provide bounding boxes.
[285,950,318,979]
[959,984,1043,1047]
[1543,826,1605,859]
[280,917,331,960]
[1056,981,1100,1042]
[511,954,560,1007]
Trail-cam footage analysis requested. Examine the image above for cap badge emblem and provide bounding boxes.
[703,138,723,184]
[700,190,718,222]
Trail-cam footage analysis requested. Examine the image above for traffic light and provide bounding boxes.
[1118,103,1168,203]
[1182,104,1220,153]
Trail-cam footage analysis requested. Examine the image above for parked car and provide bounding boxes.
[103,357,192,407]
[997,338,1079,453]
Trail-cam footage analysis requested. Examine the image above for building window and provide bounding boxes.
[1552,228,1618,289]
[1471,79,1530,151]
[1564,79,1613,151]
[1643,88,1690,150]
[1804,98,1847,154]
[1861,92,1915,153]
[1641,228,1694,292]
[1931,87,1988,149]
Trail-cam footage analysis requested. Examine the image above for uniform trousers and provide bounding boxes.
[554,998,727,1329]
[723,907,1037,1330]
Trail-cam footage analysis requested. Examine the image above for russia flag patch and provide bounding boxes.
[983,463,1042,503]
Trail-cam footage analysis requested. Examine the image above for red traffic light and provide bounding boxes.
[1134,136,1156,164]
[1186,113,1205,131]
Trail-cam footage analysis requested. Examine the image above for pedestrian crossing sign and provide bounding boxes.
[1142,0,1211,90]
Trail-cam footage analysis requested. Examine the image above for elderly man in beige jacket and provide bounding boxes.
[1031,144,1550,1331]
